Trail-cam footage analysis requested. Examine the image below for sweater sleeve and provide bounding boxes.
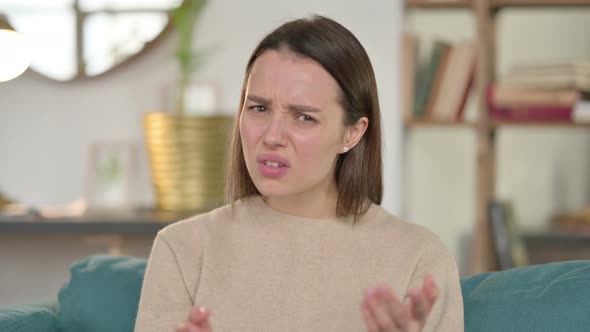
[134,233,198,332]
[406,242,464,332]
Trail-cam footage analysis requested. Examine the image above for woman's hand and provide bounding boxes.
[176,307,213,332]
[361,276,439,332]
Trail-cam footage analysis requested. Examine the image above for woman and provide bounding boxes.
[135,15,463,332]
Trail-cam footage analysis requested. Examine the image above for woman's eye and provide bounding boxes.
[248,105,267,112]
[297,114,315,122]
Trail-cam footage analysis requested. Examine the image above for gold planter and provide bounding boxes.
[143,113,234,213]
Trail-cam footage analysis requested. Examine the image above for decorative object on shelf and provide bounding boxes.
[144,0,232,213]
[0,14,31,82]
[553,205,590,230]
[573,100,590,123]
[488,200,529,270]
[85,141,139,210]
[0,191,16,210]
[144,113,232,212]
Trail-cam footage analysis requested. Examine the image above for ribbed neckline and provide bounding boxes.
[240,195,378,230]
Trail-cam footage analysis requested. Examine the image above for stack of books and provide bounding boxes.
[402,34,477,123]
[488,61,590,123]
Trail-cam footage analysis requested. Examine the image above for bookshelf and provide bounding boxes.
[404,0,590,274]
[406,120,590,129]
[407,0,590,8]
[407,1,471,8]
[492,0,590,8]
[493,121,590,128]
[405,120,477,128]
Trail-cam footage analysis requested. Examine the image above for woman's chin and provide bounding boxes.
[254,181,293,198]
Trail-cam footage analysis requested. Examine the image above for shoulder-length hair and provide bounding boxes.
[226,15,383,220]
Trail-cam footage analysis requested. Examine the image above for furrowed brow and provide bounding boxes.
[287,104,321,113]
[246,94,272,105]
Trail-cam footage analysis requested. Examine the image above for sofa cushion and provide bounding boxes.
[56,255,147,332]
[461,260,590,332]
[0,305,57,332]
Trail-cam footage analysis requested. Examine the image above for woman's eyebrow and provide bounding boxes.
[246,94,271,105]
[286,104,321,113]
[247,94,321,113]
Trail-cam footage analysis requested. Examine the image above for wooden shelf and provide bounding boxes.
[406,0,472,8]
[406,0,590,8]
[492,121,590,128]
[405,119,476,127]
[492,0,590,8]
[406,118,590,128]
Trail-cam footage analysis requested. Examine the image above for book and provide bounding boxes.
[423,43,452,118]
[430,40,477,121]
[402,33,418,123]
[413,40,451,118]
[489,84,580,108]
[502,61,590,92]
[486,86,574,121]
[489,105,573,122]
[509,61,590,77]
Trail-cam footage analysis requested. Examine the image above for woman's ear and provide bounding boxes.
[340,117,369,153]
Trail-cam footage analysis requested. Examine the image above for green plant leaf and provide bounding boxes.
[170,0,208,115]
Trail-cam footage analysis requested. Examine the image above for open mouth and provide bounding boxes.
[263,161,286,168]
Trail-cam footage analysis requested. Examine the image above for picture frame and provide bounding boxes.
[85,141,138,210]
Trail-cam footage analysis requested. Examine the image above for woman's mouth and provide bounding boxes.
[263,161,285,168]
[256,153,290,178]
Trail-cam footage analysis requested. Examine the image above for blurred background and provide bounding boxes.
[1,0,589,307]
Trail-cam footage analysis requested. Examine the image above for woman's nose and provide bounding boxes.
[262,113,287,148]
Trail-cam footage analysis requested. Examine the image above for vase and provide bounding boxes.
[143,112,234,213]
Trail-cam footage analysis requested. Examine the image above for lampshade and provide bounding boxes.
[0,15,31,82]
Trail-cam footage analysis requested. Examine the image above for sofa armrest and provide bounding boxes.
[0,303,58,332]
[461,260,590,332]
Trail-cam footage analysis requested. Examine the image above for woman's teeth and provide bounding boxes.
[264,161,284,168]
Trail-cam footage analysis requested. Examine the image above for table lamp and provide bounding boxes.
[0,14,31,82]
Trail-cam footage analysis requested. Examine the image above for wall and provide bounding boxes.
[0,0,403,306]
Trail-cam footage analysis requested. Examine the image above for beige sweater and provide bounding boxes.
[135,196,464,331]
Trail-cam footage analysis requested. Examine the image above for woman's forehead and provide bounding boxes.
[247,50,340,104]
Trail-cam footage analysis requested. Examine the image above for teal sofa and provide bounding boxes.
[1,255,590,332]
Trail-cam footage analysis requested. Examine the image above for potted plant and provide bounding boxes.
[143,0,233,214]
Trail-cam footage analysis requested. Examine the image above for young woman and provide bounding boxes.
[135,15,464,332]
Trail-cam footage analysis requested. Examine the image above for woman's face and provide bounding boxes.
[239,50,351,201]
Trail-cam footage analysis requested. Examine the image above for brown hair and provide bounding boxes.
[225,15,382,220]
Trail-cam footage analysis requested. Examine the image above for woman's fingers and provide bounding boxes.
[381,287,410,330]
[365,288,397,331]
[362,286,418,332]
[361,280,439,332]
[407,288,428,321]
[361,296,380,332]
[178,307,212,332]
[175,321,189,332]
[407,277,439,326]
[176,321,200,332]
[189,307,211,324]
[423,276,439,304]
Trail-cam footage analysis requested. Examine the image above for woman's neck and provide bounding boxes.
[263,189,339,220]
